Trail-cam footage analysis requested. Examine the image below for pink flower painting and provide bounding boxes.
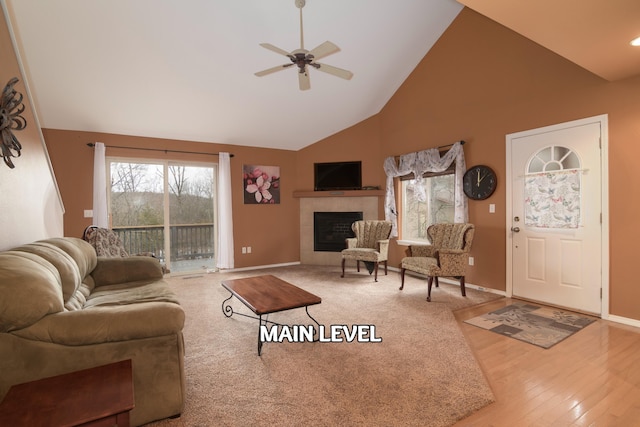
[243,165,280,204]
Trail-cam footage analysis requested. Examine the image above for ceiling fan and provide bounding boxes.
[254,0,353,91]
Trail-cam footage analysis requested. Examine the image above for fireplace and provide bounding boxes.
[314,211,363,252]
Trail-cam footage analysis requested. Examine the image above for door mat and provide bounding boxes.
[464,303,597,349]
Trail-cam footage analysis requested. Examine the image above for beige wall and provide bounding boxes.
[43,129,299,269]
[0,6,63,250]
[29,7,640,321]
[297,8,640,320]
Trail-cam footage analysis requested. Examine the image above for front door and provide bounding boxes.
[506,116,607,315]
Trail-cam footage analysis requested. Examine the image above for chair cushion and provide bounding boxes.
[341,248,384,262]
[401,256,439,276]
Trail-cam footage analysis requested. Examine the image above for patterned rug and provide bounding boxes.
[464,303,597,349]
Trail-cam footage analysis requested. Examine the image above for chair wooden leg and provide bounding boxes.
[400,268,405,290]
[427,276,434,302]
[460,276,466,297]
[356,261,360,272]
[384,261,388,275]
[341,258,345,278]
[374,262,379,282]
[435,277,439,288]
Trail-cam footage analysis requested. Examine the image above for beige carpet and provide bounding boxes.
[147,265,503,427]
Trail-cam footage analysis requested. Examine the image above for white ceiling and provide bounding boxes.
[4,0,463,151]
[4,1,640,151]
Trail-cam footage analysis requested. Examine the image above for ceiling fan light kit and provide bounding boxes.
[255,0,353,91]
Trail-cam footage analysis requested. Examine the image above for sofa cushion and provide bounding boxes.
[12,302,185,345]
[41,238,97,281]
[12,242,82,305]
[85,282,180,309]
[91,256,164,288]
[0,252,64,332]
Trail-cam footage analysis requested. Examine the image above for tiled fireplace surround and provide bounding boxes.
[299,195,380,265]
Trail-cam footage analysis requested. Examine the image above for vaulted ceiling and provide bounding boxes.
[4,0,639,151]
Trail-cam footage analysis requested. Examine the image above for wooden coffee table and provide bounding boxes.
[221,274,322,355]
[0,359,134,426]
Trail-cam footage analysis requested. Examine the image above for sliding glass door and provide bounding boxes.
[167,163,216,273]
[108,159,217,274]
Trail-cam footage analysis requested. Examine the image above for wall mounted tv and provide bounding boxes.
[314,161,362,191]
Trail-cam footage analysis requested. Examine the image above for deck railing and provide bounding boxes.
[113,224,214,263]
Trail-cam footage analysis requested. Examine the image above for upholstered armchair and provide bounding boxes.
[341,220,393,282]
[83,226,170,274]
[400,223,474,301]
[83,226,130,257]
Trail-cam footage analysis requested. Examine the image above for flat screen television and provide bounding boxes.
[314,161,362,191]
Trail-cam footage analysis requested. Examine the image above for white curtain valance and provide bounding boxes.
[384,141,468,237]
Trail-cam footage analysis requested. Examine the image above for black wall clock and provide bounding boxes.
[463,165,497,200]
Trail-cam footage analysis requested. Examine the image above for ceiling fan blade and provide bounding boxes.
[254,63,294,77]
[259,43,291,57]
[314,63,354,80]
[308,41,340,61]
[298,71,310,91]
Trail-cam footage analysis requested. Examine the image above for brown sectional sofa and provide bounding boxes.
[0,237,185,426]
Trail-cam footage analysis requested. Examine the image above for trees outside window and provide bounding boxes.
[400,172,455,242]
[108,159,216,273]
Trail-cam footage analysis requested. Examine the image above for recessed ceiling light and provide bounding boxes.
[631,37,640,46]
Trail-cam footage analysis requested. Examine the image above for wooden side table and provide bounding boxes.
[0,359,134,427]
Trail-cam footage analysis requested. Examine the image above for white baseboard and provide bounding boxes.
[605,314,640,328]
[389,266,508,297]
[221,261,301,273]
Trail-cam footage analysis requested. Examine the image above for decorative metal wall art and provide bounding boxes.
[0,77,27,169]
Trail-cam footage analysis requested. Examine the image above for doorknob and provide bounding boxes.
[511,226,520,232]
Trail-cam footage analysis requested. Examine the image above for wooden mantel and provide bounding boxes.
[293,190,385,198]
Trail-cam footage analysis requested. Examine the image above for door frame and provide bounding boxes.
[505,114,610,318]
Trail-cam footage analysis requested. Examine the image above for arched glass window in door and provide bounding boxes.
[524,146,581,229]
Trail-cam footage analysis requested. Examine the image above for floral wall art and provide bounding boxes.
[243,165,280,204]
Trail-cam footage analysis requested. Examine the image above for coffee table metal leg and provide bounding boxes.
[258,314,270,356]
[222,293,234,317]
[258,315,263,355]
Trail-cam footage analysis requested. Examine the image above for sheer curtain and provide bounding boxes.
[92,142,109,228]
[384,141,467,237]
[216,152,234,269]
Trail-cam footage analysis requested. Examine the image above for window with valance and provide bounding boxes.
[383,141,468,238]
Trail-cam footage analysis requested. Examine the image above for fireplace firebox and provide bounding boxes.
[314,211,363,252]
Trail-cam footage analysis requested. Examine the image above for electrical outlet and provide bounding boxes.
[489,204,495,213]
[242,247,247,254]
[468,256,474,266]
[83,209,93,218]
[247,246,252,254]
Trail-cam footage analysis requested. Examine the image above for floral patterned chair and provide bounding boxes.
[82,226,130,257]
[83,226,169,274]
[400,223,474,301]
[341,220,393,282]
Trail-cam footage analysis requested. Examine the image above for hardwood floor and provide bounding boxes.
[453,298,640,427]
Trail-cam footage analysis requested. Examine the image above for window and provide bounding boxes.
[400,169,455,242]
[108,158,217,273]
[524,145,581,229]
